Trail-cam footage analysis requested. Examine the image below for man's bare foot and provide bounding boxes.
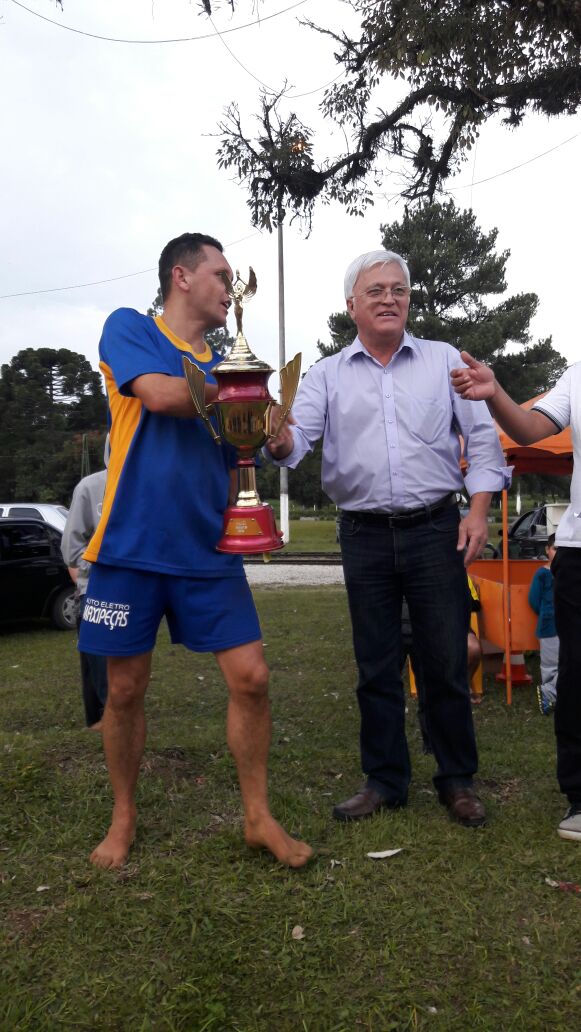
[86,720,103,732]
[90,809,136,870]
[245,815,313,868]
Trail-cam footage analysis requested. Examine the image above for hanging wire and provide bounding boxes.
[9,0,309,45]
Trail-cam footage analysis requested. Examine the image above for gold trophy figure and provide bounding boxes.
[183,268,301,554]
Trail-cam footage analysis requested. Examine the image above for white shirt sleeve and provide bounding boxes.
[531,365,574,431]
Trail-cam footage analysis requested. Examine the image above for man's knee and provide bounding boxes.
[228,657,270,702]
[106,656,150,709]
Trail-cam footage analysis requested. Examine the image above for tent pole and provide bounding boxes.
[502,487,512,704]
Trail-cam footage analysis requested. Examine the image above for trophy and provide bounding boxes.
[183,268,301,555]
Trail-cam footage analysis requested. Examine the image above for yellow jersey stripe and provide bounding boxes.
[84,360,143,562]
[154,315,213,363]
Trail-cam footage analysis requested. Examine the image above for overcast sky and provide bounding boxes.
[1,0,580,388]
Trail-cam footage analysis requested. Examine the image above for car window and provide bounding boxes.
[0,523,51,560]
[7,506,43,520]
[512,512,535,536]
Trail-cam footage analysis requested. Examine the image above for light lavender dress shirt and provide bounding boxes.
[272,332,511,511]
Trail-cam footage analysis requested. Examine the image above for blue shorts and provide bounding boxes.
[78,565,261,657]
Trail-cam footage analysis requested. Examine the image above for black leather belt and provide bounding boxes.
[341,493,458,529]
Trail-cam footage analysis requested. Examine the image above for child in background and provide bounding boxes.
[528,534,559,715]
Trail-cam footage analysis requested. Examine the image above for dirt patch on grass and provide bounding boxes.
[3,906,49,943]
[141,747,205,786]
[479,776,522,802]
[43,748,105,775]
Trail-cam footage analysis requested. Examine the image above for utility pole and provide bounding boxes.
[277,207,289,544]
[80,433,90,479]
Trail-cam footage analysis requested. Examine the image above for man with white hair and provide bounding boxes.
[268,249,510,827]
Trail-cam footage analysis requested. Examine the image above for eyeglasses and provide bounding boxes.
[352,285,411,302]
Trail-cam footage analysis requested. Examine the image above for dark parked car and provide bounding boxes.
[495,503,568,559]
[0,518,76,629]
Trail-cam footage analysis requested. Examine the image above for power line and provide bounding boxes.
[0,267,157,301]
[372,130,580,201]
[0,232,263,301]
[9,0,308,45]
[209,13,344,98]
[446,132,580,191]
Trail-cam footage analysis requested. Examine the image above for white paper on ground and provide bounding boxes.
[366,848,404,860]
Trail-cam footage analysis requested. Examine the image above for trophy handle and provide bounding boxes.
[183,357,221,443]
[266,353,302,438]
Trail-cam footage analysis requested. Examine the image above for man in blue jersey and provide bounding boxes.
[79,232,312,870]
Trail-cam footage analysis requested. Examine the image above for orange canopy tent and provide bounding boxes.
[468,392,572,703]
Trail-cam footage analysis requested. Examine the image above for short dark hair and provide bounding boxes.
[158,232,223,301]
[547,533,556,548]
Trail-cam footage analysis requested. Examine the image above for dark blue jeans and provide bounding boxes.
[552,547,581,804]
[339,505,477,803]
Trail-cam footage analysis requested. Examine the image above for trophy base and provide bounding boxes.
[216,503,284,555]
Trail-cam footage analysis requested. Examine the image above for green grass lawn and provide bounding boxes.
[1,590,580,1032]
[284,519,340,552]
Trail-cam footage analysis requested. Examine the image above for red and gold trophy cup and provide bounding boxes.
[183,268,301,555]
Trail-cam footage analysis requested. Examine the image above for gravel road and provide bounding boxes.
[244,562,345,587]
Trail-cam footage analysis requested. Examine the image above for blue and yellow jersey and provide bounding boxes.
[84,308,243,578]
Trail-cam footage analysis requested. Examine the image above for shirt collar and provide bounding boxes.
[345,330,417,362]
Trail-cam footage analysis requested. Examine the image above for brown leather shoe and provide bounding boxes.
[439,786,486,827]
[333,787,404,822]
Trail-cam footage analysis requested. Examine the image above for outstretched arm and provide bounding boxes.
[451,351,558,445]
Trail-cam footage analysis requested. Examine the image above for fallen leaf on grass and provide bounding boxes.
[291,925,305,940]
[330,859,344,868]
[366,849,404,860]
[36,885,50,893]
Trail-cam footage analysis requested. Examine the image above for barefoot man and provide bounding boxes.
[79,232,312,869]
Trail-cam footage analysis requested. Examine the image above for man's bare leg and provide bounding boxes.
[215,641,312,868]
[90,653,151,869]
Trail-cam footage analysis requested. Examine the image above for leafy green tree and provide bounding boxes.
[317,201,567,402]
[0,349,107,502]
[217,1,580,227]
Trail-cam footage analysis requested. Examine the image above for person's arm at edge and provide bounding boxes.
[451,351,557,444]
